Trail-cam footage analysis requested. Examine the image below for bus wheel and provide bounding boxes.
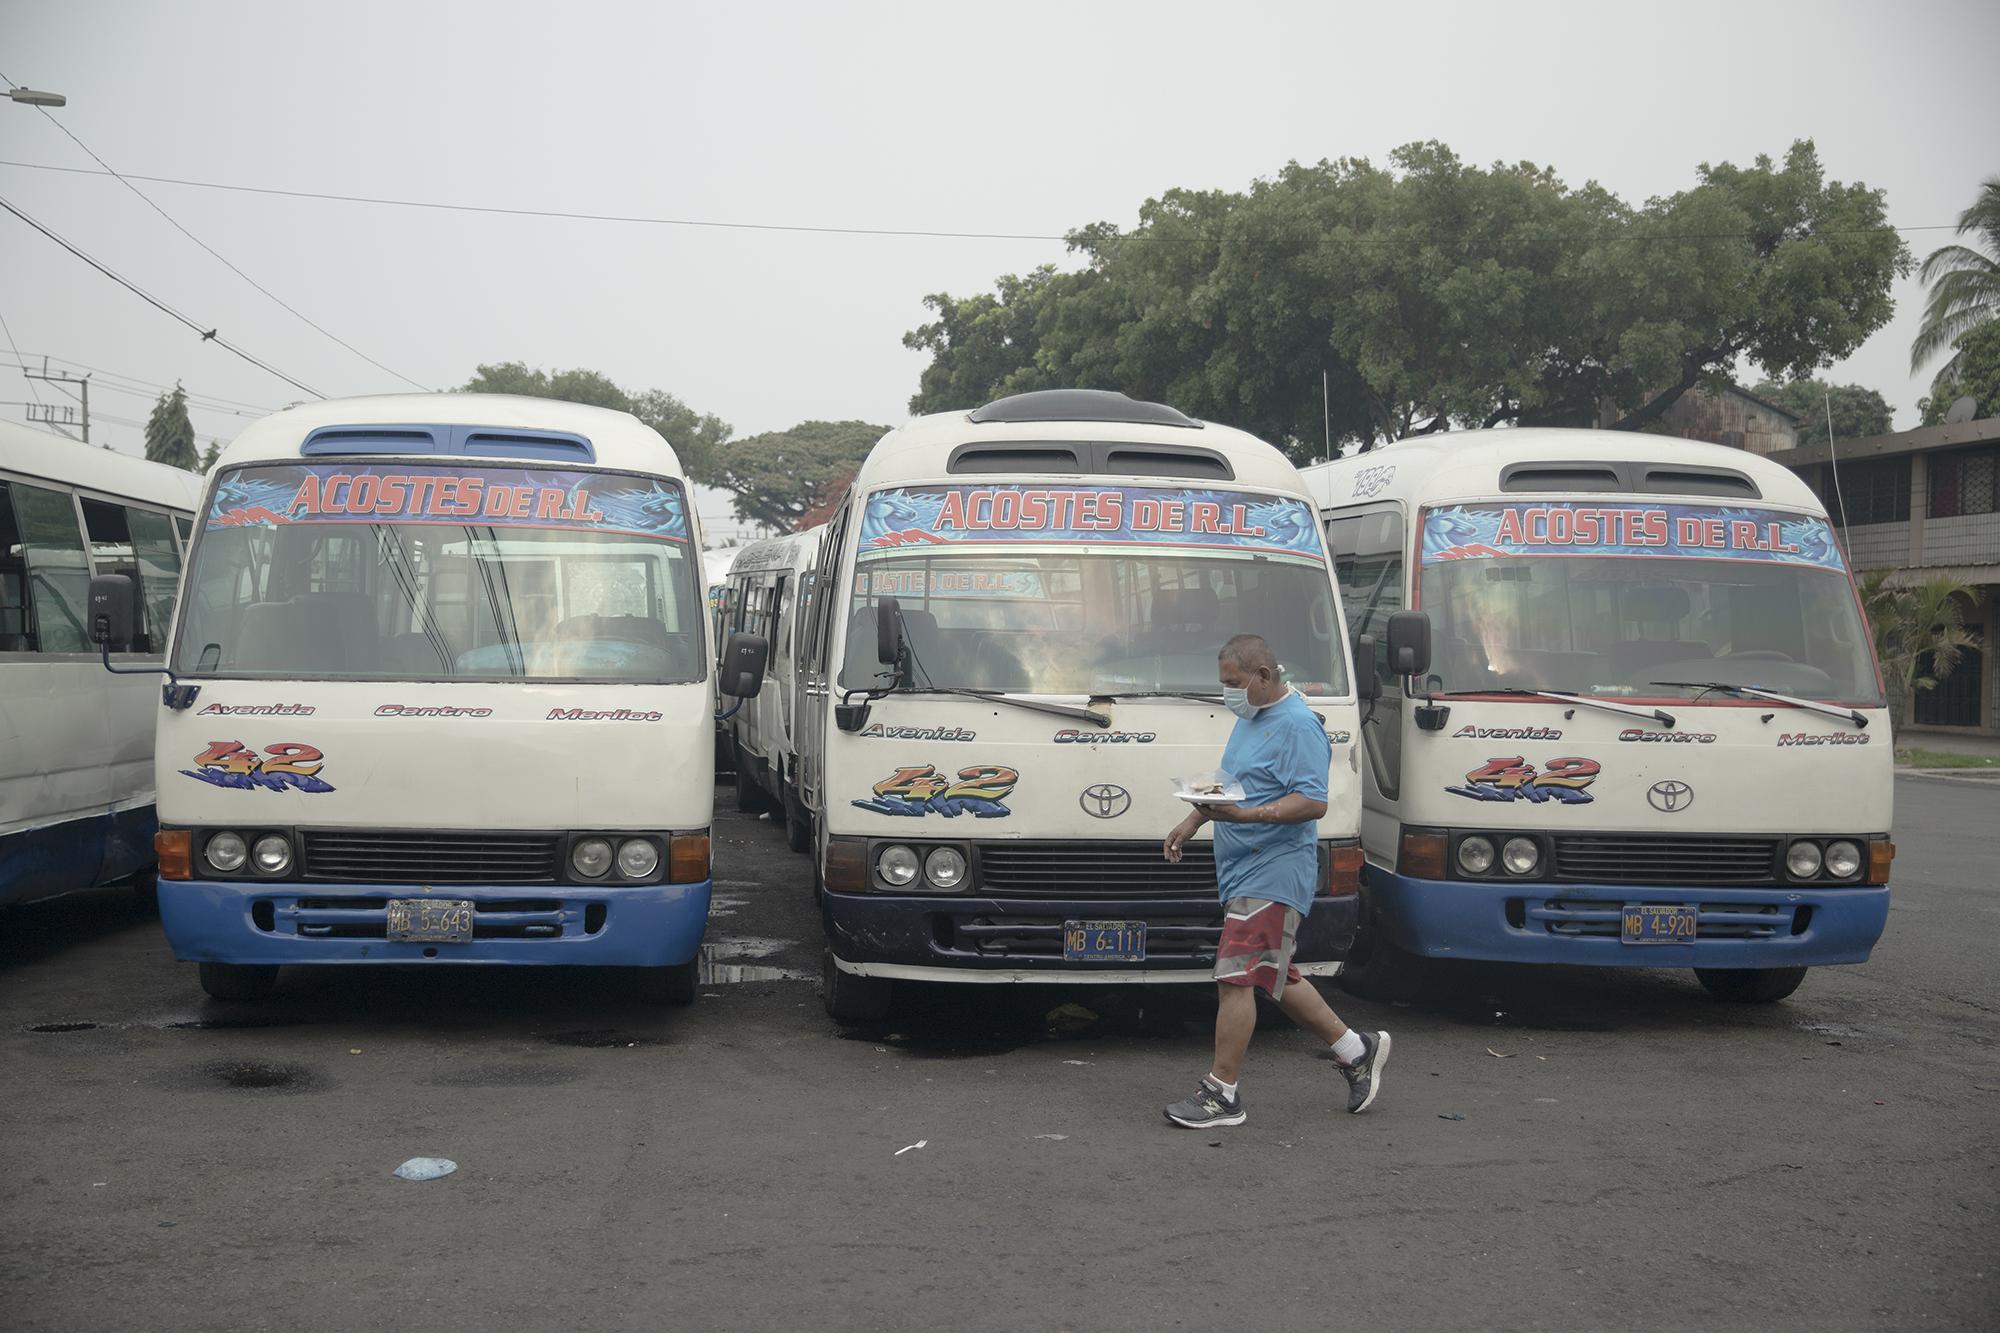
[197,962,279,1002]
[822,951,891,1023]
[733,759,769,814]
[1335,894,1429,1003]
[784,790,812,854]
[1695,966,1808,1003]
[627,960,698,1006]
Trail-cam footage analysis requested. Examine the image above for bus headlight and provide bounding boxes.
[924,847,967,890]
[1823,840,1862,880]
[877,844,920,887]
[1785,840,1823,879]
[251,834,293,876]
[572,837,613,879]
[1456,835,1495,876]
[1501,836,1541,877]
[617,839,660,880]
[205,831,247,873]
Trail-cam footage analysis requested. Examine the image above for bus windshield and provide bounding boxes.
[1419,501,1880,704]
[839,549,1347,696]
[174,462,701,683]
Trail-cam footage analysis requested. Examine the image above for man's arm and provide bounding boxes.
[1200,792,1326,825]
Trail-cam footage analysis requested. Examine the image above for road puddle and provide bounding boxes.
[193,1059,324,1092]
[23,1022,101,1033]
[696,940,809,984]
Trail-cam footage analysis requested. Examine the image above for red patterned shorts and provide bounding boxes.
[1214,897,1303,1000]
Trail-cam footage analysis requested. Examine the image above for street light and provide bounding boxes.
[8,87,66,108]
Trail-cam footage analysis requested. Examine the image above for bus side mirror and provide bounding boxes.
[89,573,138,652]
[876,596,904,667]
[1385,610,1431,677]
[719,631,770,698]
[1354,635,1381,700]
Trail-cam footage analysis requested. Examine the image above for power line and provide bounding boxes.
[0,192,325,399]
[0,305,46,410]
[0,156,1963,245]
[0,66,429,392]
[0,351,276,412]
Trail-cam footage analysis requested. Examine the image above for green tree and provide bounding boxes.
[1857,571,1980,730]
[1751,378,1893,445]
[712,420,887,532]
[906,140,1908,458]
[1910,176,2000,385]
[198,439,221,471]
[1918,320,2000,425]
[143,384,198,471]
[461,362,731,482]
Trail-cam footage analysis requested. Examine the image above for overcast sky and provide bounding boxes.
[4,0,1997,538]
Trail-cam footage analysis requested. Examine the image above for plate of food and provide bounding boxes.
[1173,771,1246,805]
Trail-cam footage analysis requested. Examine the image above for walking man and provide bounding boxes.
[1162,633,1390,1128]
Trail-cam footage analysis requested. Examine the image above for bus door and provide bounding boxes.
[1327,505,1408,802]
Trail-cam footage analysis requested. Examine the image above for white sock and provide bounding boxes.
[1330,1030,1366,1066]
[1204,1073,1239,1098]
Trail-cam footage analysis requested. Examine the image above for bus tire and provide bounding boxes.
[823,951,891,1023]
[1695,966,1808,1004]
[784,789,812,854]
[628,960,698,1006]
[733,755,769,814]
[197,962,279,1002]
[1335,894,1429,1003]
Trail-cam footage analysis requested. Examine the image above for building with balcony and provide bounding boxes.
[1775,416,2000,736]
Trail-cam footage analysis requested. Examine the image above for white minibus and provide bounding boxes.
[1,422,201,906]
[1302,428,1892,1004]
[794,390,1364,1021]
[88,395,766,1001]
[723,524,826,850]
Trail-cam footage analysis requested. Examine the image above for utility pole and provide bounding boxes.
[23,359,90,444]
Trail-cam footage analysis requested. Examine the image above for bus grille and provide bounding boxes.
[1551,834,1779,885]
[975,841,1218,898]
[300,830,562,884]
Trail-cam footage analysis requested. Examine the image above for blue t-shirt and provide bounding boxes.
[1212,690,1331,914]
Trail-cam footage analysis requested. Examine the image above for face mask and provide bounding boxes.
[1223,685,1257,719]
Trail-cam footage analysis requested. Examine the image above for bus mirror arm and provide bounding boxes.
[88,573,197,707]
[835,689,873,733]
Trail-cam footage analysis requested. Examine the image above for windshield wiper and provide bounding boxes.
[896,684,1112,728]
[1650,680,1867,729]
[1091,690,1223,704]
[1439,686,1677,728]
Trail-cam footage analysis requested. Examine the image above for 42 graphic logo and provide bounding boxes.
[853,764,1018,818]
[1446,755,1599,805]
[182,740,335,794]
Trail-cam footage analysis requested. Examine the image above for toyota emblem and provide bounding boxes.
[1080,784,1132,819]
[1647,780,1694,813]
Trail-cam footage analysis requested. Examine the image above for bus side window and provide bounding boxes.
[124,507,183,658]
[9,481,94,653]
[1326,507,1406,690]
[0,481,30,651]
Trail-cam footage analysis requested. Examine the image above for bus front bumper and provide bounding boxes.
[822,891,1358,980]
[157,879,711,967]
[1363,868,1889,968]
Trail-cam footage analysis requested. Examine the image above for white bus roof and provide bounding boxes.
[1298,427,1825,513]
[854,401,1312,498]
[0,420,205,511]
[212,393,686,478]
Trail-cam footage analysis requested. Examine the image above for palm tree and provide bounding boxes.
[1857,570,1980,729]
[1911,177,2000,385]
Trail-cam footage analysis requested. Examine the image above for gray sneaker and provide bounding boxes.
[1339,1031,1391,1114]
[1164,1079,1245,1129]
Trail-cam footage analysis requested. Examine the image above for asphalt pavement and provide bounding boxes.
[2,776,1995,1331]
